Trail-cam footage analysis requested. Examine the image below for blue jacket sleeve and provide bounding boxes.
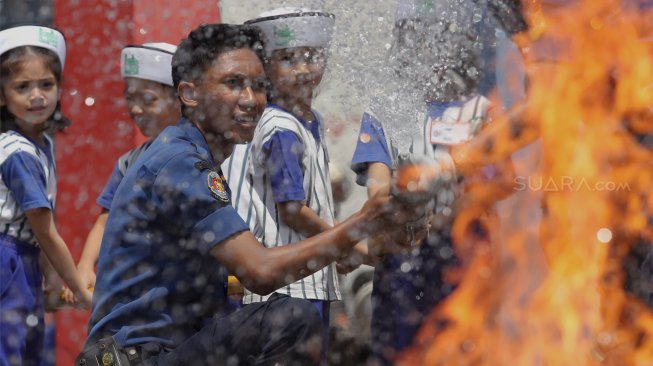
[350,112,394,186]
[97,161,123,210]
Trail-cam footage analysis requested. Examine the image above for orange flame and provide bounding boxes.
[398,1,653,365]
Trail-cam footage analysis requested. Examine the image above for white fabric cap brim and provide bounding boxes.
[0,26,66,69]
[120,44,175,86]
[247,12,335,55]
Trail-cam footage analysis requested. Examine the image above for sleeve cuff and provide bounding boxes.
[273,190,306,203]
[192,206,250,254]
[21,200,53,211]
[96,196,112,210]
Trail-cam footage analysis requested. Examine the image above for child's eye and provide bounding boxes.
[41,80,56,89]
[309,54,324,64]
[14,83,29,91]
[142,94,156,104]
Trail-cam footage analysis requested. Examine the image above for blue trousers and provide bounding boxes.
[369,231,458,366]
[0,235,44,366]
[309,300,330,365]
[141,294,322,365]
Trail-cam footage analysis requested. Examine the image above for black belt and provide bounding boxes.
[76,337,143,366]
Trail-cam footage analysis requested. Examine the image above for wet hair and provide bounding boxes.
[0,46,71,133]
[172,23,266,89]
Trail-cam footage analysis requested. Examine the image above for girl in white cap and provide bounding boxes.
[76,42,181,291]
[0,24,93,365]
[228,6,338,362]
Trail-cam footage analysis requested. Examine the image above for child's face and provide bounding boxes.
[266,47,326,102]
[123,78,181,137]
[0,58,59,133]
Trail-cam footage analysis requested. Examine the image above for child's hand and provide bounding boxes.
[336,260,360,274]
[60,287,75,305]
[42,257,65,294]
[77,264,97,291]
[73,288,93,309]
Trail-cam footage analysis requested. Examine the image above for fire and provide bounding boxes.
[398,1,653,365]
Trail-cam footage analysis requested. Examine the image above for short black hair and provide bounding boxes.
[172,23,266,89]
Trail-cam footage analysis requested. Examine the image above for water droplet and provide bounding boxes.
[84,97,95,106]
[400,262,412,273]
[203,231,215,243]
[26,314,39,327]
[597,228,612,243]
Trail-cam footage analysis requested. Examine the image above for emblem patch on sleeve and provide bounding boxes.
[207,171,229,202]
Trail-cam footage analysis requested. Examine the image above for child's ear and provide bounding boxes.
[177,82,198,108]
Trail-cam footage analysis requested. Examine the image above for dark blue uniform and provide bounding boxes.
[85,118,321,365]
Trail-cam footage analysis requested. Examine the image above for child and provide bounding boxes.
[350,1,496,364]
[0,25,92,365]
[77,42,181,289]
[236,6,338,360]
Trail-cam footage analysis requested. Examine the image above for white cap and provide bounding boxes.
[120,42,177,86]
[246,7,335,55]
[0,25,66,69]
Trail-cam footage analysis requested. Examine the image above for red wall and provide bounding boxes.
[52,1,220,364]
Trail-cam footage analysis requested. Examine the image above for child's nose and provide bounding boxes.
[293,62,311,75]
[29,88,46,105]
[130,104,144,115]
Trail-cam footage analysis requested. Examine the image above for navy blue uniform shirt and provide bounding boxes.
[86,118,249,348]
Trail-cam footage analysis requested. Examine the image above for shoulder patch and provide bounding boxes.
[207,171,229,202]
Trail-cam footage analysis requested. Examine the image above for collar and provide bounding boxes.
[425,100,464,119]
[176,118,216,164]
[266,103,318,129]
[267,103,321,142]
